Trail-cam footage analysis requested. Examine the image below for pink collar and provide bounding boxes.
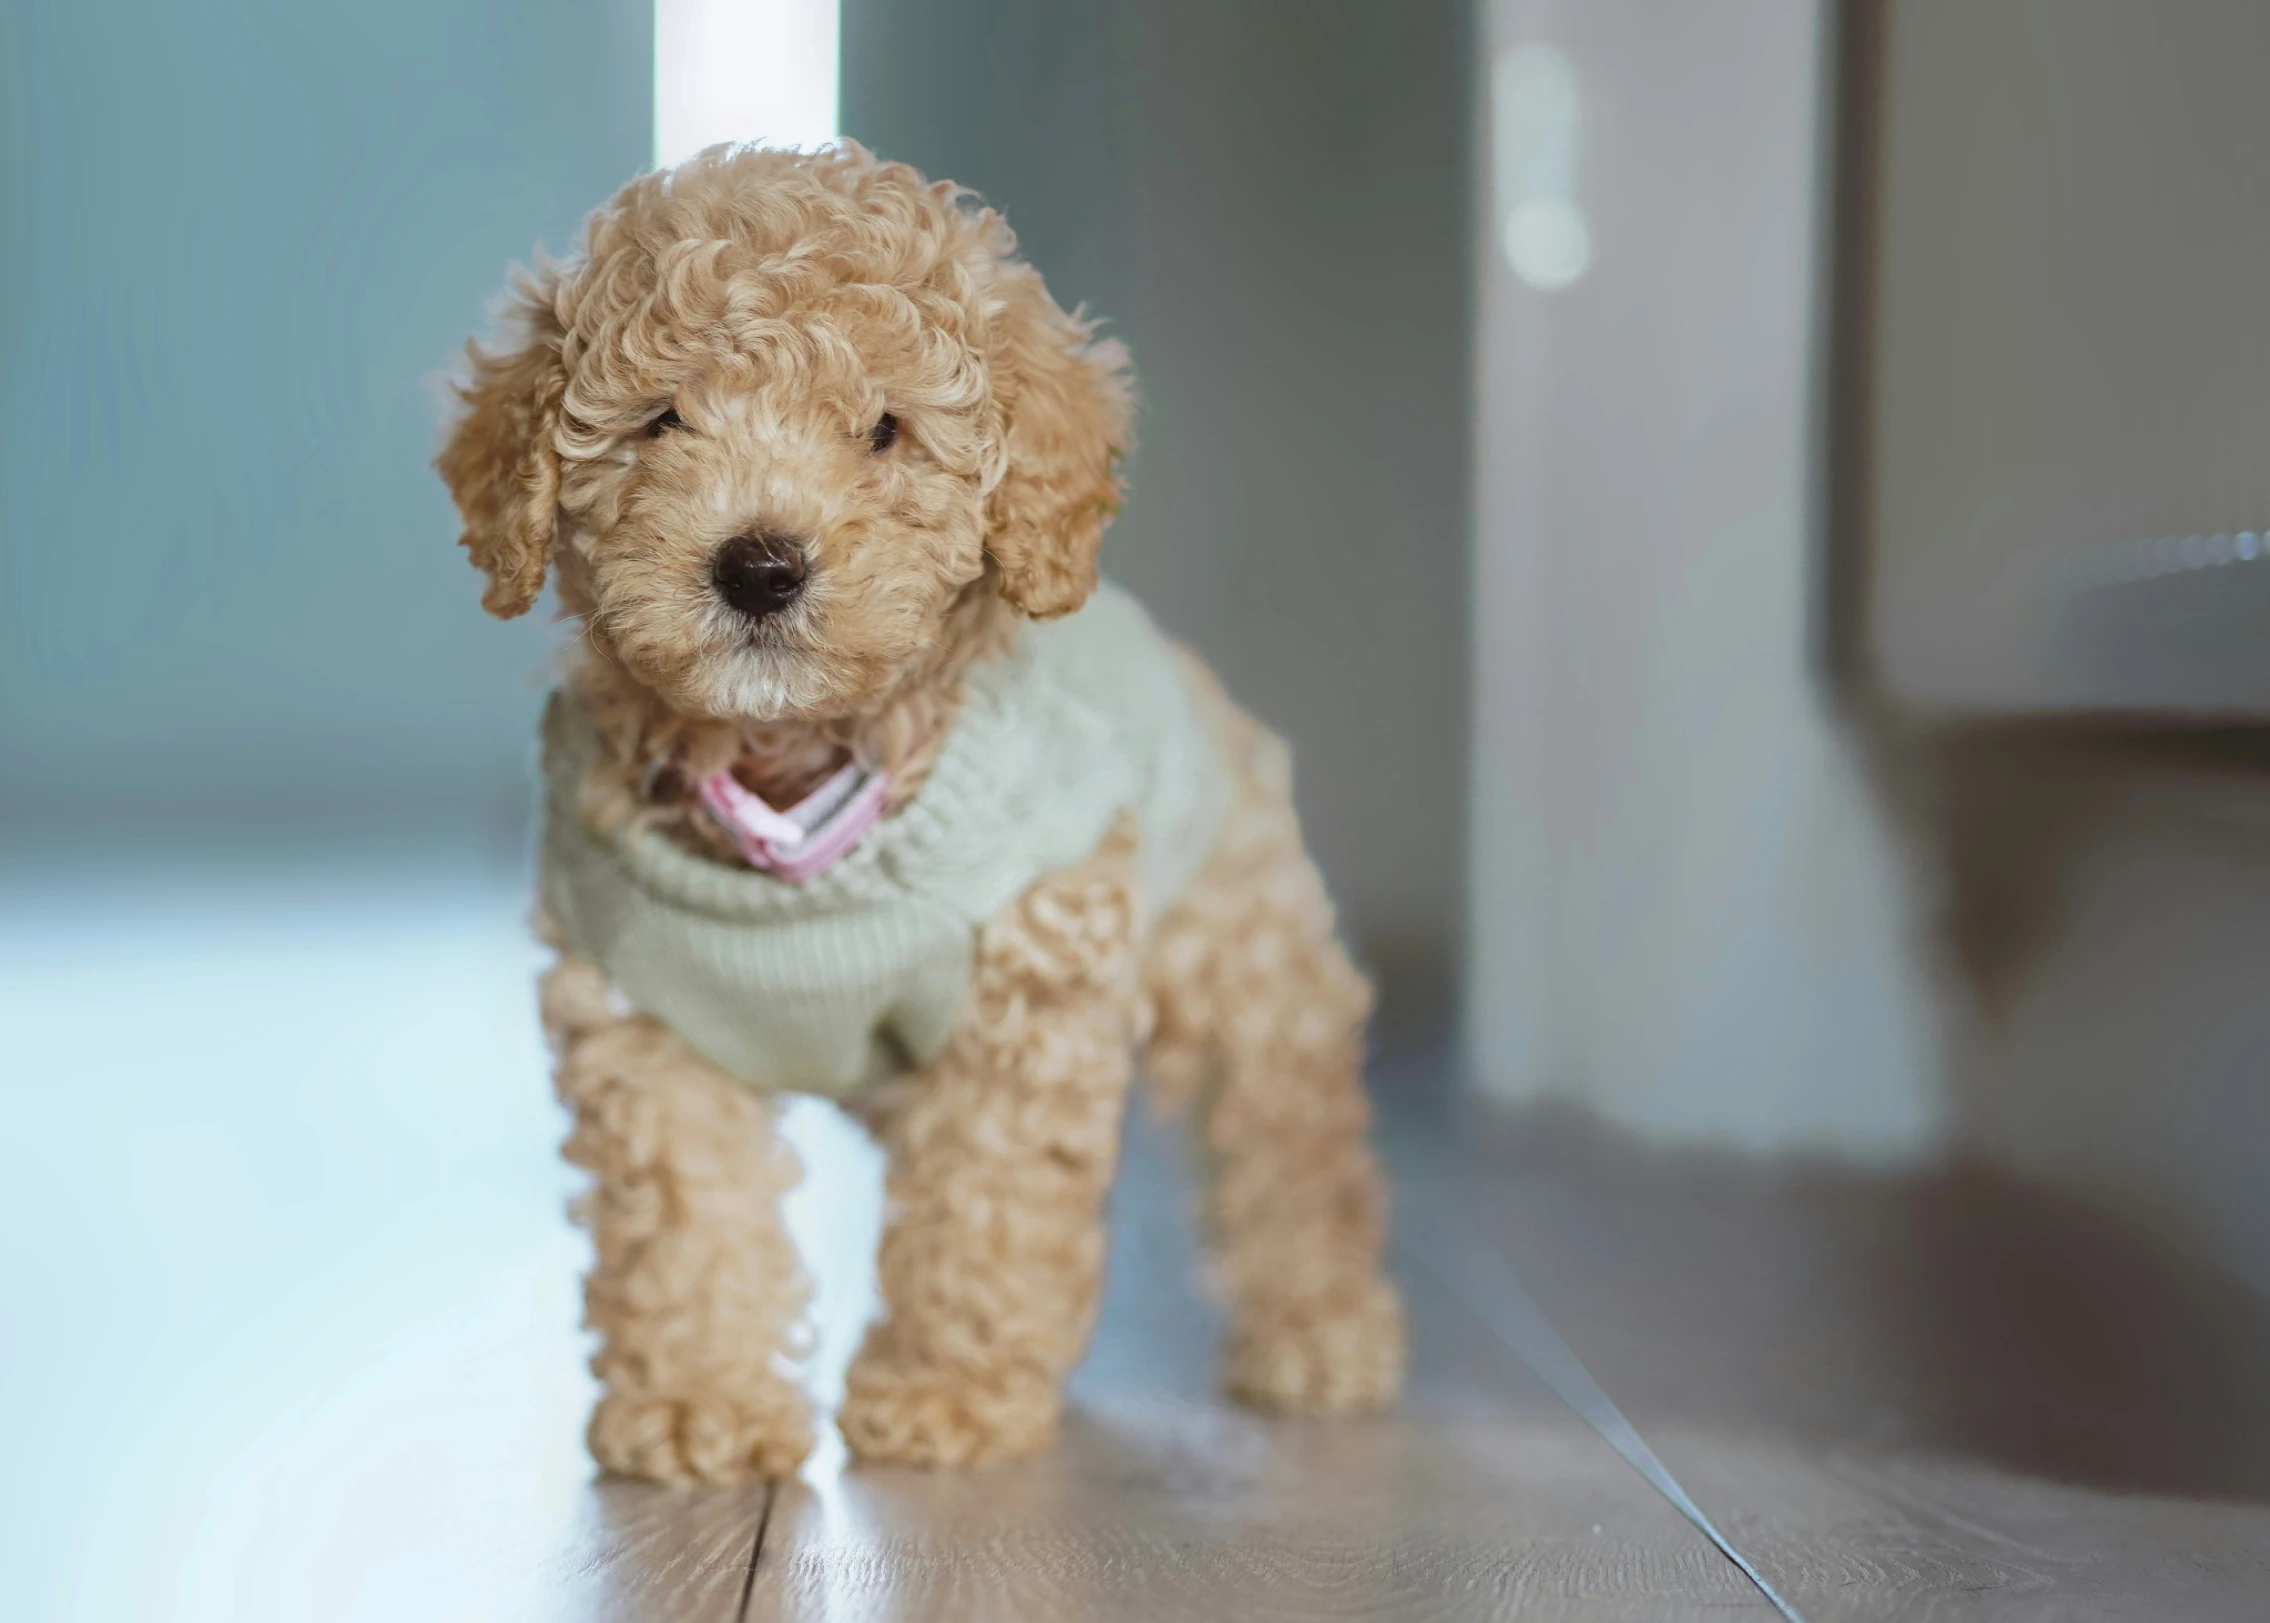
[698,760,890,883]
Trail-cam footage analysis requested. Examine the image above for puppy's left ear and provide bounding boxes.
[982,259,1133,619]
[437,271,569,620]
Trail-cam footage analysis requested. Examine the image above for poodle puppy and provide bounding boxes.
[438,143,1403,1480]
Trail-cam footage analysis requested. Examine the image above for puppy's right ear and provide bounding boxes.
[437,273,568,619]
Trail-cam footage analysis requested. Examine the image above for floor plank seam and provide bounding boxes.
[1395,1185,1812,1622]
[734,1478,780,1623]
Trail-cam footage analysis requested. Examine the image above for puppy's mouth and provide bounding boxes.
[728,601,815,653]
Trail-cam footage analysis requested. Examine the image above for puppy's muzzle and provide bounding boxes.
[711,532,808,623]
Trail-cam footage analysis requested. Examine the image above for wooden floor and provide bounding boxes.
[8,859,2269,1620]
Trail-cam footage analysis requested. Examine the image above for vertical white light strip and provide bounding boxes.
[655,0,841,169]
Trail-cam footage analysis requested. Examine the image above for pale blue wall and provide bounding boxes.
[0,1,1471,1022]
[0,1,651,834]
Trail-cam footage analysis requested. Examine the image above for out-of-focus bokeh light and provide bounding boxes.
[1504,196,1591,293]
[1494,44,1590,292]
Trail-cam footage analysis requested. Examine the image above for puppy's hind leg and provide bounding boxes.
[541,958,815,1484]
[1145,706,1406,1414]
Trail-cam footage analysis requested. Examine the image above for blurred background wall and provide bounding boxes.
[2,0,1471,1027]
[1468,0,1944,1155]
[1468,0,2270,1302]
[1854,0,2270,1301]
[0,0,652,847]
[843,0,1475,1025]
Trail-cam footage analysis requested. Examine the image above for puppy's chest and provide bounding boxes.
[535,583,1233,1103]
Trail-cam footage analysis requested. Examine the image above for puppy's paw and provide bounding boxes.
[1224,1278,1406,1415]
[588,1388,814,1485]
[838,1356,1060,1468]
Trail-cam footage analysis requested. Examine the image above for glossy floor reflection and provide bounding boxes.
[6,854,584,1623]
[4,849,915,1623]
[10,852,2270,1621]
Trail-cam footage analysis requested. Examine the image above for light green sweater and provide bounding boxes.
[538,583,1229,1098]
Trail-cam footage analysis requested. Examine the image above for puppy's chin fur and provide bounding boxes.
[659,568,982,728]
[659,608,843,724]
[703,647,836,726]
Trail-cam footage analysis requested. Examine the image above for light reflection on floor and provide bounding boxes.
[1,850,885,1623]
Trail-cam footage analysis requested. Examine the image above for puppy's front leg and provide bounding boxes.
[840,824,1144,1467]
[541,959,815,1484]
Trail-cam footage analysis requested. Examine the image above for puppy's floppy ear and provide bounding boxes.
[981,258,1133,619]
[437,272,569,620]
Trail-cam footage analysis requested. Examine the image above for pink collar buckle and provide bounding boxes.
[698,759,890,883]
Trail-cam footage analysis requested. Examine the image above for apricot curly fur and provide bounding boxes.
[446,145,1401,1480]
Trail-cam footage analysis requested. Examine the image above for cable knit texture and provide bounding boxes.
[538,581,1229,1098]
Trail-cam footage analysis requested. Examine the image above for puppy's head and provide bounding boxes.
[438,143,1130,722]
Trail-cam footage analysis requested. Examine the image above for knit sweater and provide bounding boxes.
[537,582,1230,1098]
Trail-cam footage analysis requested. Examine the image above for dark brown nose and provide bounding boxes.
[710,532,807,622]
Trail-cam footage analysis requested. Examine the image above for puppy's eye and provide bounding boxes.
[646,407,685,438]
[867,412,899,454]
